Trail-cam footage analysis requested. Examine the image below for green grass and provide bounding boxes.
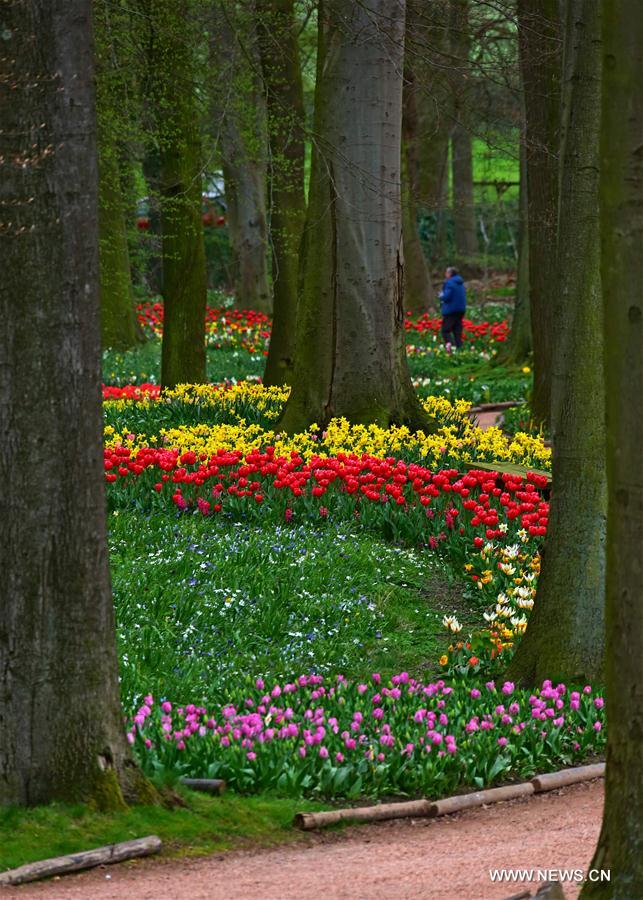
[110,511,460,705]
[409,354,529,404]
[103,335,529,409]
[103,344,266,387]
[0,790,327,871]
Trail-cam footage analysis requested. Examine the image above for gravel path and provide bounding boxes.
[10,780,603,900]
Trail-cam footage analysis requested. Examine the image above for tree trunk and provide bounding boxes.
[582,2,643,894]
[0,0,149,808]
[151,0,207,389]
[212,1,271,314]
[497,140,532,365]
[278,0,435,434]
[402,152,433,314]
[257,0,307,385]
[451,125,478,262]
[412,2,451,266]
[507,0,605,686]
[450,0,478,264]
[98,148,139,350]
[518,0,561,427]
[95,0,139,351]
[402,39,434,314]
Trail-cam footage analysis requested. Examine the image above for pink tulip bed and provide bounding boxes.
[128,674,605,800]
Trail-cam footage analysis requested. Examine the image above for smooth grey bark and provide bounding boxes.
[449,0,478,263]
[0,0,144,807]
[257,0,307,385]
[508,0,605,686]
[212,1,271,313]
[517,0,561,426]
[278,0,435,434]
[582,0,643,894]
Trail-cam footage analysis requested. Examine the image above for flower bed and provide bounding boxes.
[103,385,550,470]
[137,302,271,353]
[134,300,509,355]
[104,449,549,549]
[129,675,605,800]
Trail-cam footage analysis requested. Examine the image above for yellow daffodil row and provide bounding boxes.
[103,384,551,470]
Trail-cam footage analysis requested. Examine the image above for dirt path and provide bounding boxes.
[474,409,505,430]
[10,780,603,900]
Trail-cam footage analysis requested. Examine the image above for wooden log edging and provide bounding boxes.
[294,799,433,831]
[531,762,605,792]
[430,782,534,817]
[294,763,605,831]
[0,835,162,887]
[467,401,523,414]
[180,777,226,795]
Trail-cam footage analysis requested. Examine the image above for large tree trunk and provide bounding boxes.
[151,0,207,389]
[518,0,561,426]
[450,0,478,264]
[402,36,434,315]
[257,0,307,385]
[95,0,139,351]
[213,1,271,314]
[508,0,605,686]
[582,2,643,894]
[278,0,435,434]
[0,0,148,808]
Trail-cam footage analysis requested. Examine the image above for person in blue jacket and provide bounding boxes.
[439,266,467,349]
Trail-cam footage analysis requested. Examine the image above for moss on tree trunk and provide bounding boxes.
[151,0,207,389]
[496,141,531,366]
[95,1,139,352]
[508,0,605,687]
[581,1,643,894]
[517,0,561,427]
[257,0,307,385]
[98,148,139,351]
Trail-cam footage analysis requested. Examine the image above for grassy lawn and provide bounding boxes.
[110,510,462,704]
[0,790,327,871]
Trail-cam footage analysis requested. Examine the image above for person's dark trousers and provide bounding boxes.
[441,311,464,348]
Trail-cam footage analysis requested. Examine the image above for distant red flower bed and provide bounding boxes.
[134,300,509,352]
[102,383,160,400]
[404,312,509,343]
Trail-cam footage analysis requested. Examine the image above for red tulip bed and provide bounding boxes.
[105,446,549,556]
[128,675,605,800]
[134,299,509,355]
[137,301,271,354]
